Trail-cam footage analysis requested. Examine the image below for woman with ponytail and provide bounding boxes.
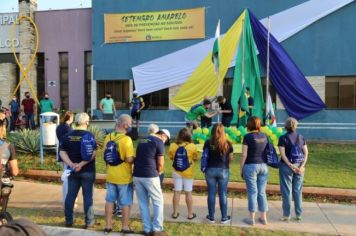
[203,123,234,224]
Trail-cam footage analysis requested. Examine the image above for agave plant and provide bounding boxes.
[7,129,40,155]
[88,125,106,149]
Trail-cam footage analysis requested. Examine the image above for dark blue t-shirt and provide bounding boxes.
[219,101,233,117]
[9,100,20,113]
[204,140,233,169]
[133,135,165,178]
[243,132,268,164]
[278,131,306,163]
[56,123,73,143]
[60,129,96,173]
[56,123,73,162]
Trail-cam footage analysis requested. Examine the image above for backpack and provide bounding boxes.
[103,134,124,166]
[264,142,279,168]
[80,132,97,161]
[286,134,305,163]
[172,145,190,171]
[200,141,210,173]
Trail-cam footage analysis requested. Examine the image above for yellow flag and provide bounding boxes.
[172,11,245,111]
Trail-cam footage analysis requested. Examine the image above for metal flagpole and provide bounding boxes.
[215,19,221,123]
[265,17,271,119]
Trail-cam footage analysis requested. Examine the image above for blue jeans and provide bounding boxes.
[10,112,18,131]
[65,171,95,226]
[205,168,230,220]
[133,177,164,233]
[243,163,269,213]
[279,162,304,217]
[25,112,35,129]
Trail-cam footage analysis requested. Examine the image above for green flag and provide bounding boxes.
[212,20,220,74]
[231,10,264,126]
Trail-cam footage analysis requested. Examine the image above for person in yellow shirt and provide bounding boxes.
[103,114,135,234]
[169,127,198,220]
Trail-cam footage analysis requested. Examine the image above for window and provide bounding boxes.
[84,51,92,113]
[97,80,129,109]
[59,52,69,110]
[37,53,45,100]
[223,78,233,101]
[142,89,169,109]
[325,77,356,109]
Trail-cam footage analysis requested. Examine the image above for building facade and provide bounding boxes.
[1,0,356,139]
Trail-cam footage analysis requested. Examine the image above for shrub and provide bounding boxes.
[8,129,40,155]
[88,125,106,149]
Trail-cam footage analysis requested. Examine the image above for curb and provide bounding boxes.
[21,169,356,201]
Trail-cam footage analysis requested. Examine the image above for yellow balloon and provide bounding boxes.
[278,127,283,133]
[203,128,209,135]
[196,127,202,133]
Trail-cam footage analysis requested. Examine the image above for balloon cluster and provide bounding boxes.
[192,126,285,145]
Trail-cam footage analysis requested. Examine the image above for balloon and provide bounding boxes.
[196,127,202,133]
[278,127,283,133]
[202,128,209,135]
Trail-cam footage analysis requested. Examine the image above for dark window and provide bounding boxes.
[84,51,92,113]
[325,82,338,108]
[326,77,356,109]
[223,78,233,101]
[97,80,129,109]
[141,89,169,110]
[59,52,69,110]
[37,53,45,101]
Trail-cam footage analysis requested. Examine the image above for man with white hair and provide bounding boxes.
[60,112,97,229]
[133,128,170,236]
[103,114,135,234]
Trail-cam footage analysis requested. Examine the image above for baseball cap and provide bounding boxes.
[157,129,170,141]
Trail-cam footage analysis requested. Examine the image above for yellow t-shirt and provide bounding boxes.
[104,132,135,185]
[169,142,198,179]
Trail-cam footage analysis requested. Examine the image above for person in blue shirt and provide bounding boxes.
[241,116,269,226]
[60,112,97,229]
[278,117,308,222]
[130,90,145,130]
[56,110,74,203]
[9,96,20,133]
[133,129,170,236]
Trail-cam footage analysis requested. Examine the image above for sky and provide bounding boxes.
[0,0,91,13]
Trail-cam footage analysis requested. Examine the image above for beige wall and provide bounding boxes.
[0,63,17,107]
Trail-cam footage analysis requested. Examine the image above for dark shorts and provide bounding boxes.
[131,110,141,120]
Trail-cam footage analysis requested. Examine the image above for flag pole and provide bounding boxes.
[265,16,271,119]
[216,19,221,123]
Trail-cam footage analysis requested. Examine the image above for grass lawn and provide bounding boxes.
[8,207,319,236]
[17,142,356,189]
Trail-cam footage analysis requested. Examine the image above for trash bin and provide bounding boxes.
[39,112,59,165]
[40,112,59,146]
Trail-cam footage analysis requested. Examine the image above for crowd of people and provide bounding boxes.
[52,108,308,235]
[0,90,308,235]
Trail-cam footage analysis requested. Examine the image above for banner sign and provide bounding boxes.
[104,7,205,43]
[0,13,19,53]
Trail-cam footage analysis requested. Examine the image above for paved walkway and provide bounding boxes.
[8,180,356,236]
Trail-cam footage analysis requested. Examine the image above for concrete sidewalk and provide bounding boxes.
[8,180,356,236]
